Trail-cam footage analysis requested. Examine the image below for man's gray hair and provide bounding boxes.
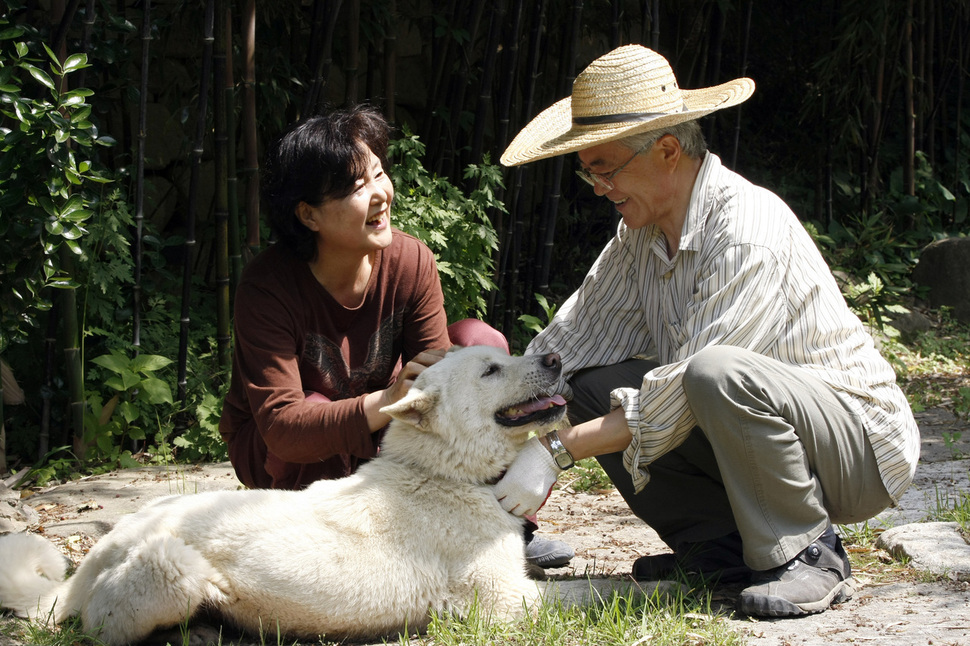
[621,120,707,159]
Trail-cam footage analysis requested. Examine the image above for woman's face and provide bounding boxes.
[297,145,395,255]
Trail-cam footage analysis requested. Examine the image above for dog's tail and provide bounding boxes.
[0,532,70,620]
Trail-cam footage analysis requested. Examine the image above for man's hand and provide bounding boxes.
[494,436,562,516]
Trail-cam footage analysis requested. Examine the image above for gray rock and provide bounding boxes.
[912,238,970,323]
[887,309,935,342]
[877,522,970,580]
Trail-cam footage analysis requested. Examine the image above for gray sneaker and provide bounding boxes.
[738,529,853,617]
[525,536,574,569]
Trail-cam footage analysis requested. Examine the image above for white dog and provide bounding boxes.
[0,346,569,645]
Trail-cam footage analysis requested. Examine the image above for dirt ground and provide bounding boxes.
[2,405,970,645]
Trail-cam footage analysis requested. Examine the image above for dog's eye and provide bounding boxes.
[482,364,500,377]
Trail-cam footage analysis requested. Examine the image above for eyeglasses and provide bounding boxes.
[575,144,649,191]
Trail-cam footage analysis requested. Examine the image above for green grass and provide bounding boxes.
[1,587,747,646]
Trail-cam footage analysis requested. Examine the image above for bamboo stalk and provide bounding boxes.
[904,0,916,199]
[60,250,84,459]
[609,0,619,47]
[469,0,505,167]
[925,0,935,167]
[384,0,397,122]
[242,0,259,256]
[133,0,151,357]
[225,7,242,290]
[705,4,725,146]
[487,0,523,319]
[50,0,81,54]
[302,0,326,113]
[346,0,360,105]
[40,312,57,457]
[49,0,86,458]
[954,3,965,228]
[303,0,342,115]
[502,0,545,333]
[448,2,485,174]
[177,0,214,404]
[423,0,458,161]
[730,0,752,169]
[494,0,523,164]
[535,0,582,296]
[213,0,232,370]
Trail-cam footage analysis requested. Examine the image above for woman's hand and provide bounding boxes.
[384,348,448,406]
[363,348,448,430]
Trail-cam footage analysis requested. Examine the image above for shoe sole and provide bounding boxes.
[739,577,855,617]
[529,555,573,569]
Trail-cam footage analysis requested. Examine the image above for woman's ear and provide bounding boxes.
[296,201,319,231]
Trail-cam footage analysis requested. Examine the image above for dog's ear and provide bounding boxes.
[380,387,438,430]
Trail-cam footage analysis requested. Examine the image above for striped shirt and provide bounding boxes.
[527,153,920,501]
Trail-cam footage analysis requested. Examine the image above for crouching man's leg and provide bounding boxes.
[683,345,893,617]
[568,359,749,583]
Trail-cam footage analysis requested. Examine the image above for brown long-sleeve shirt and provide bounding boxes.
[219,230,449,489]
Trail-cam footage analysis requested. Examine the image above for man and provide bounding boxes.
[494,45,919,617]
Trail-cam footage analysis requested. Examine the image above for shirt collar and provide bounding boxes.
[678,151,721,253]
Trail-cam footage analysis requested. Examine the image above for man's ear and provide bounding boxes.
[657,133,682,167]
[380,388,438,430]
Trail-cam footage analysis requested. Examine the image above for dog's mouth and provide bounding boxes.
[495,394,567,427]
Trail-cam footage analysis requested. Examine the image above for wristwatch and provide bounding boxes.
[545,430,575,470]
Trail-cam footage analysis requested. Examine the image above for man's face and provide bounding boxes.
[576,138,679,231]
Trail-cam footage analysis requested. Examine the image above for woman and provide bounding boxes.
[218,106,571,568]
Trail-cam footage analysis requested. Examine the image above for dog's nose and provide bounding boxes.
[542,353,562,372]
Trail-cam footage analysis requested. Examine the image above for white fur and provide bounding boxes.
[0,346,566,645]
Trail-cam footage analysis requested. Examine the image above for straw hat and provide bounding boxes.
[500,44,755,167]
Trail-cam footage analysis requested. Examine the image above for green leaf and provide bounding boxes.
[96,432,114,453]
[118,451,141,468]
[42,43,61,70]
[91,351,131,374]
[47,277,79,289]
[22,63,55,91]
[59,224,87,240]
[139,376,174,405]
[131,354,173,374]
[61,94,86,107]
[0,27,26,41]
[61,193,87,215]
[119,400,139,423]
[62,53,88,74]
[104,375,127,391]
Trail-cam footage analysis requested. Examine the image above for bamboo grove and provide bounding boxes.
[0,0,968,475]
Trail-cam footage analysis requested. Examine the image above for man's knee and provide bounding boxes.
[683,345,749,403]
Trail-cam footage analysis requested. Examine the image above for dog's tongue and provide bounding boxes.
[517,394,567,414]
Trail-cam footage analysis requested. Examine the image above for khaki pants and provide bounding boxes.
[568,345,892,571]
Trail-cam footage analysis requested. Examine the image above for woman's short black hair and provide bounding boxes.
[261,105,392,261]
